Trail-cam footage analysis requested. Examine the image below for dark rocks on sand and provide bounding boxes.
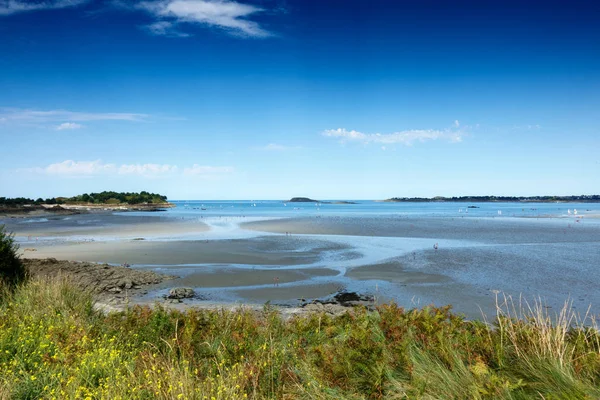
[333,291,374,305]
[167,287,195,299]
[301,291,375,314]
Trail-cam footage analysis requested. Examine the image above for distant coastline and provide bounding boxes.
[0,191,173,217]
[383,195,600,203]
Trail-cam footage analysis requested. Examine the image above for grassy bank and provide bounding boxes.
[1,279,599,399]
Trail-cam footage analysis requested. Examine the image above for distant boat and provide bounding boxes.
[568,209,572,215]
[201,208,207,210]
[284,203,287,206]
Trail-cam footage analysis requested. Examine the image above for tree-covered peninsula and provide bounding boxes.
[0,191,169,206]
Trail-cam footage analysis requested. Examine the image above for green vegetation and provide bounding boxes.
[0,191,168,206]
[0,225,26,287]
[1,278,599,399]
[386,195,600,203]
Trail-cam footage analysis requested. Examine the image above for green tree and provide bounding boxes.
[0,225,26,287]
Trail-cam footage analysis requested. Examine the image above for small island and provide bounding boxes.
[288,197,319,203]
[287,197,357,205]
[384,195,600,203]
[0,191,173,216]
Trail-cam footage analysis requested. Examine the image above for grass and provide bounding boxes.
[1,278,600,399]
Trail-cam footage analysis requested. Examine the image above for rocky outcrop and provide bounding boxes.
[23,258,175,296]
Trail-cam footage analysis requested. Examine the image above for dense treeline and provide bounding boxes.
[0,191,168,206]
[387,195,600,203]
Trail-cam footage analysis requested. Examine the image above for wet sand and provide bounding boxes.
[21,236,351,266]
[158,266,339,288]
[233,282,344,303]
[3,213,210,239]
[242,215,600,244]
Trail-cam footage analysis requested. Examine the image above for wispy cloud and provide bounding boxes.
[56,122,83,130]
[512,124,541,130]
[258,143,302,151]
[183,164,234,175]
[144,20,190,37]
[0,0,89,15]
[0,108,150,126]
[34,160,118,176]
[322,125,465,147]
[21,160,233,179]
[137,0,271,38]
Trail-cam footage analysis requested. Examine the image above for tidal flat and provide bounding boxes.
[3,209,599,319]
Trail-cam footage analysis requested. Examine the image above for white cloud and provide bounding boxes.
[0,0,89,15]
[56,122,83,130]
[0,108,150,125]
[24,160,235,178]
[137,0,271,38]
[454,120,460,128]
[20,160,207,178]
[183,164,234,175]
[118,163,178,175]
[323,127,464,146]
[39,160,117,175]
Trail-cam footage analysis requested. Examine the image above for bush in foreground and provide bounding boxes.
[0,225,26,287]
[1,278,600,399]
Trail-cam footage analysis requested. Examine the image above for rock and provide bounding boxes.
[167,287,195,299]
[301,291,376,313]
[333,291,374,305]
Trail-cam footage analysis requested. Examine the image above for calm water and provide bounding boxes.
[136,200,599,220]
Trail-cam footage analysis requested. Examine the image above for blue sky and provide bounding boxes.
[0,0,599,200]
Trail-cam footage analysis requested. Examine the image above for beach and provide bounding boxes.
[3,202,600,319]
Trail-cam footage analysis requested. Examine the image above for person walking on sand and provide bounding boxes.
[433,243,438,251]
[274,277,280,287]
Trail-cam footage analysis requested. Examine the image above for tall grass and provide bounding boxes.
[1,278,599,399]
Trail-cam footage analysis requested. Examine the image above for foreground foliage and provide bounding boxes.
[1,279,599,399]
[0,225,26,287]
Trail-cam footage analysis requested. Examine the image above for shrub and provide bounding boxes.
[0,225,26,286]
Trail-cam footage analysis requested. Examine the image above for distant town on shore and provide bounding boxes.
[383,195,600,203]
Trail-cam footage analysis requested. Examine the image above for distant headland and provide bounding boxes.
[0,191,173,216]
[287,197,357,205]
[383,195,600,203]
